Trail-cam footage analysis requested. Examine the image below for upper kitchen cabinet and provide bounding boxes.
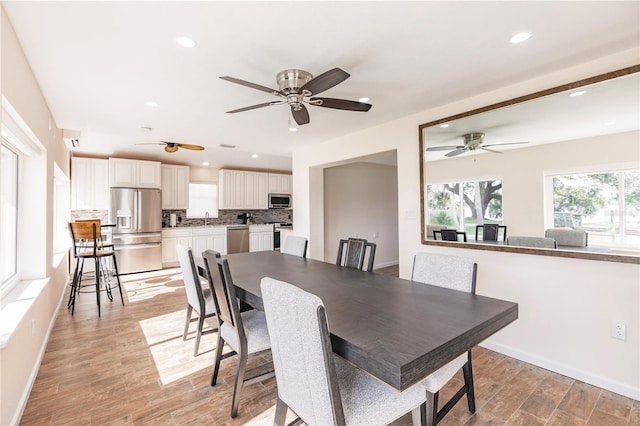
[109,158,161,188]
[218,169,245,209]
[244,171,268,209]
[161,165,189,209]
[268,173,292,194]
[71,157,109,210]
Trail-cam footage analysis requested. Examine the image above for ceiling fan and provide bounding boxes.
[136,141,205,153]
[426,132,527,157]
[219,67,372,125]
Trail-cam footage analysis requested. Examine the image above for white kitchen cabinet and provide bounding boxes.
[71,157,109,210]
[192,227,227,256]
[249,224,274,252]
[268,173,292,194]
[244,171,268,209]
[109,158,161,188]
[161,228,192,267]
[161,164,190,209]
[219,169,245,209]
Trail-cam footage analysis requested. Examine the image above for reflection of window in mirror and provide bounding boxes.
[545,166,640,250]
[186,183,218,218]
[426,178,503,238]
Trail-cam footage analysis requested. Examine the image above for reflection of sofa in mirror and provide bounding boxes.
[545,228,588,247]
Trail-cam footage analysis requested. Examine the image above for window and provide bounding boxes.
[550,168,640,248]
[426,179,503,237]
[186,183,218,218]
[1,142,19,292]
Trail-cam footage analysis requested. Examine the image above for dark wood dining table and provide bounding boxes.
[197,251,518,391]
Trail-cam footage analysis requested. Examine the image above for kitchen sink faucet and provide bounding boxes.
[204,211,210,226]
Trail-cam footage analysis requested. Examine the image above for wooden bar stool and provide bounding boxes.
[68,221,124,316]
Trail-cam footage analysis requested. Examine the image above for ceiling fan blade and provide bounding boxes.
[178,143,205,151]
[219,76,282,96]
[310,97,372,111]
[426,145,464,152]
[291,105,310,125]
[226,100,286,113]
[445,148,468,157]
[300,68,350,96]
[482,141,528,148]
[480,147,503,154]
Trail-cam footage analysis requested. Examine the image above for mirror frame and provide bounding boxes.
[419,64,640,265]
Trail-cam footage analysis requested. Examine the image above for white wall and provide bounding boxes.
[1,8,71,425]
[323,161,399,268]
[292,49,640,399]
[425,131,640,237]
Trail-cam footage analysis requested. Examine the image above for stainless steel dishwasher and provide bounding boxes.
[227,225,250,253]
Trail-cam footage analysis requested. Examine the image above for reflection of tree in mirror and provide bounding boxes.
[427,180,503,231]
[553,169,640,246]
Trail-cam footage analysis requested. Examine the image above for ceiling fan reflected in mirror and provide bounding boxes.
[219,67,373,126]
[136,141,205,153]
[426,132,528,157]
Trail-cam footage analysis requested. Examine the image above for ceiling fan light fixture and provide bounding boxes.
[176,36,196,48]
[164,144,179,153]
[510,32,532,44]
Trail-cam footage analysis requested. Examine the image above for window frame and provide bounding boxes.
[1,139,21,297]
[186,182,219,219]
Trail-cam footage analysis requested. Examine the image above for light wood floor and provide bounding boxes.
[20,266,639,425]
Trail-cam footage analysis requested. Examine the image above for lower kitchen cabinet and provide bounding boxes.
[249,224,274,252]
[161,227,227,268]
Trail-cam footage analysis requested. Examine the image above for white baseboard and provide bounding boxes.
[481,339,640,401]
[373,261,399,269]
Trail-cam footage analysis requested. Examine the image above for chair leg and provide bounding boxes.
[94,257,101,317]
[111,254,124,306]
[230,348,248,418]
[463,351,476,413]
[210,333,225,387]
[412,403,426,426]
[183,305,193,340]
[194,313,205,357]
[424,391,438,426]
[68,258,80,309]
[274,397,288,426]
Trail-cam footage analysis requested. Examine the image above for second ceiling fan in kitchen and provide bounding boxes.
[136,141,205,153]
[219,67,373,125]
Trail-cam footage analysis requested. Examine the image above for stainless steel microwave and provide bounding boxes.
[268,193,292,209]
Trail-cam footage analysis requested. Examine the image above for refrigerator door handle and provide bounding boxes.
[133,189,139,232]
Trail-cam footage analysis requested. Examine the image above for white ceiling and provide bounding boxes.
[4,1,639,170]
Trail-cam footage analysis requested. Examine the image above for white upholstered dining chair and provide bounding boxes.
[281,235,308,257]
[261,277,426,426]
[411,252,478,425]
[506,235,557,248]
[176,244,217,357]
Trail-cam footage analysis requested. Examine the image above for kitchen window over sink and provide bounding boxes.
[187,183,219,218]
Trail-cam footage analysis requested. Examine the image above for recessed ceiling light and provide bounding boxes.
[510,32,532,44]
[604,121,616,126]
[145,101,158,107]
[176,36,196,48]
[202,161,209,166]
[358,97,370,103]
[440,124,450,128]
[251,154,259,158]
[289,127,298,132]
[569,90,586,97]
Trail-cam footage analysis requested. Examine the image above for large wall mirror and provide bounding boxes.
[419,65,640,264]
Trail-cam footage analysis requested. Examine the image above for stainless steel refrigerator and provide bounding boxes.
[110,188,162,274]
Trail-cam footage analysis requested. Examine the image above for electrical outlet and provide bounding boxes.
[611,321,626,341]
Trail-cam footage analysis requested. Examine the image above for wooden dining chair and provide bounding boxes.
[411,252,478,425]
[176,244,218,357]
[475,224,507,241]
[336,237,377,272]
[202,250,273,418]
[281,235,308,257]
[68,221,123,317]
[434,229,468,242]
[261,277,426,426]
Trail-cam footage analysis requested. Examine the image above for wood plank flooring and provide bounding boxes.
[20,266,639,425]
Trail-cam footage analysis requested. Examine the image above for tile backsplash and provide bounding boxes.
[161,209,292,227]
